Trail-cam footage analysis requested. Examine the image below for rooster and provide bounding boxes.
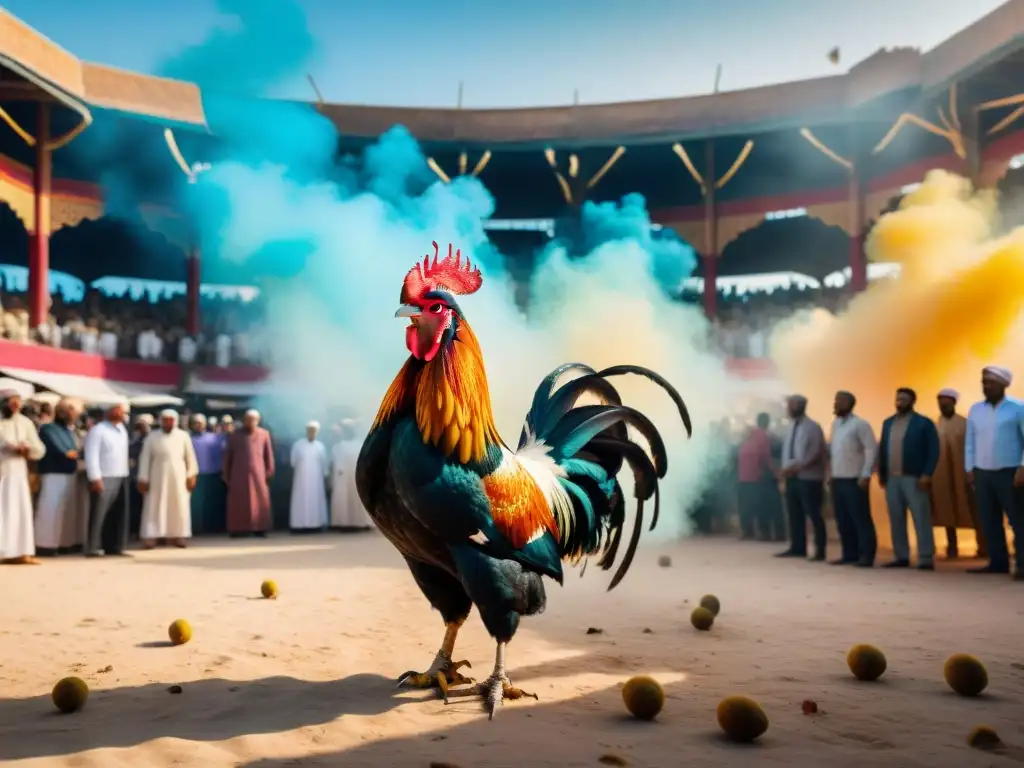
[356,241,691,718]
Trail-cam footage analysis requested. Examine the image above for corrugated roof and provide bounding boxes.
[0,7,206,128]
[80,63,205,127]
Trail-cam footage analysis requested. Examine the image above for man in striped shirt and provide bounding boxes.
[965,365,1024,580]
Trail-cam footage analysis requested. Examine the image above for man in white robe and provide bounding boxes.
[289,420,328,532]
[138,410,199,548]
[330,419,373,531]
[0,390,46,564]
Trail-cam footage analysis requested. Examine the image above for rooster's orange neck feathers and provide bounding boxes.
[372,318,500,464]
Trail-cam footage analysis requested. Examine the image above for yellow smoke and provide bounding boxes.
[774,169,1024,426]
[772,169,1024,549]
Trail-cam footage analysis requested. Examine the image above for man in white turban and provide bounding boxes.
[965,366,1024,579]
[0,390,46,564]
[289,420,328,532]
[932,388,986,560]
[137,409,199,548]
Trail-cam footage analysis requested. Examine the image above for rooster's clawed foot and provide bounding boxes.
[477,674,538,719]
[396,656,474,703]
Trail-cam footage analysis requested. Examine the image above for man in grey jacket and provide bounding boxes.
[777,394,828,560]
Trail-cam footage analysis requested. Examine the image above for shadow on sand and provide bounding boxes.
[0,647,750,764]
[0,650,647,762]
[0,674,406,762]
[238,676,769,767]
[135,640,176,648]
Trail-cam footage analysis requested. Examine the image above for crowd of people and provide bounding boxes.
[706,365,1023,580]
[0,393,374,565]
[0,286,267,367]
[4,364,1019,573]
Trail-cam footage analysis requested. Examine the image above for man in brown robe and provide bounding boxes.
[223,409,275,537]
[932,389,987,559]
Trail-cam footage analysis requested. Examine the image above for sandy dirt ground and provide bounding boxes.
[1,533,1022,768]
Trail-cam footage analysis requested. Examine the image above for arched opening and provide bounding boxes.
[49,215,188,285]
[0,203,84,305]
[688,217,851,357]
[0,200,28,268]
[717,216,850,281]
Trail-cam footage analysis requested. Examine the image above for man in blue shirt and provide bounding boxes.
[964,366,1024,580]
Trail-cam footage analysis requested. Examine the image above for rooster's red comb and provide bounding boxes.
[401,241,483,303]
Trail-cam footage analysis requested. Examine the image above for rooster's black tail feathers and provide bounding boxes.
[519,364,690,591]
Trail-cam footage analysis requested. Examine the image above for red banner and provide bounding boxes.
[0,341,268,385]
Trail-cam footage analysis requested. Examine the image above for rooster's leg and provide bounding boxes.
[475,641,537,719]
[396,620,474,702]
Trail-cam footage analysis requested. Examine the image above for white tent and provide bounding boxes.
[185,371,283,398]
[0,368,183,407]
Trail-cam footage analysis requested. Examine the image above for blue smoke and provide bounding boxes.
[159,0,315,95]
[99,0,729,537]
[579,193,697,294]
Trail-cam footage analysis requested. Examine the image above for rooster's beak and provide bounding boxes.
[395,304,421,318]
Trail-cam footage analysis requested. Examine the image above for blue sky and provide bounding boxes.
[3,0,1007,107]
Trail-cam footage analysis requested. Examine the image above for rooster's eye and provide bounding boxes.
[428,303,444,314]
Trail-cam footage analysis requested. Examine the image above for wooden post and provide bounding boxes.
[964,109,983,188]
[848,126,867,292]
[703,140,718,318]
[28,101,52,328]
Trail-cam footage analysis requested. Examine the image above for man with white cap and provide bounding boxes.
[964,366,1024,579]
[83,400,131,557]
[0,389,46,564]
[289,420,329,532]
[138,410,199,548]
[933,388,986,560]
[330,419,374,531]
